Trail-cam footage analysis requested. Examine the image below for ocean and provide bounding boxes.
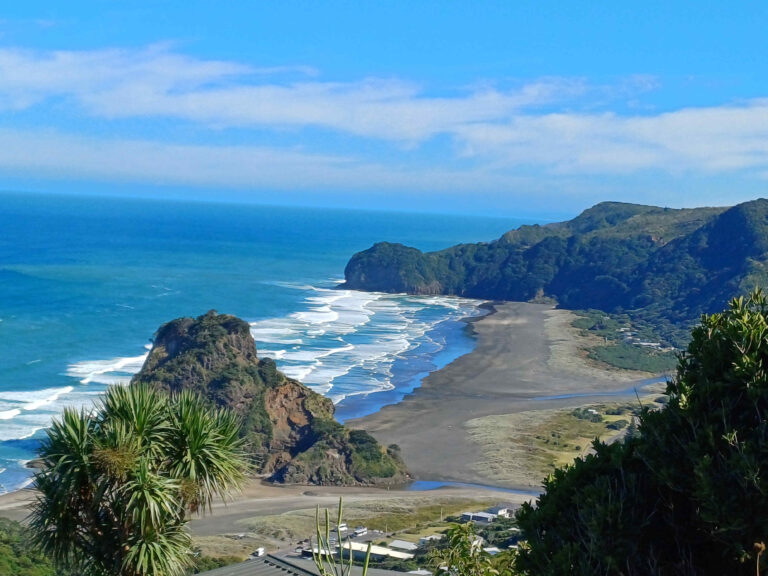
[0,192,529,493]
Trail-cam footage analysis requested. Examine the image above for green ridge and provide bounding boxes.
[344,199,768,346]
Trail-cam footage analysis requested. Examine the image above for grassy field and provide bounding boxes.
[192,495,495,560]
[465,395,666,487]
[572,310,678,373]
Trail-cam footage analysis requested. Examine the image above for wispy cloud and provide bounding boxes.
[1,44,768,196]
[456,101,768,174]
[0,128,524,193]
[0,45,588,142]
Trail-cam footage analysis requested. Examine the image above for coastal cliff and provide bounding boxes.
[344,199,768,344]
[132,310,408,485]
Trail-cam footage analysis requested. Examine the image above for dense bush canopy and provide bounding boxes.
[515,290,768,575]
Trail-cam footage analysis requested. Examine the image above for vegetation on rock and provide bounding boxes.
[0,517,58,576]
[132,310,407,485]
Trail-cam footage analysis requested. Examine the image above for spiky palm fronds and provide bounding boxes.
[166,390,247,514]
[31,384,247,576]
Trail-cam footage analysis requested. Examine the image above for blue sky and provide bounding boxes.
[0,1,766,217]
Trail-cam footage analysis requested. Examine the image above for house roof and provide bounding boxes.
[197,554,409,576]
[341,542,415,560]
[388,539,418,551]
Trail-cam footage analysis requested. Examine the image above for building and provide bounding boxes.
[460,511,497,523]
[487,505,512,518]
[341,542,415,562]
[389,540,418,552]
[418,534,443,547]
[487,504,519,518]
[197,554,409,576]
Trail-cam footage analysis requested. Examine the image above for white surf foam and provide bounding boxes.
[280,365,315,382]
[294,306,339,325]
[248,285,483,405]
[257,349,287,360]
[0,389,104,442]
[66,353,148,384]
[20,386,74,411]
[16,477,34,490]
[0,421,44,442]
[0,409,21,420]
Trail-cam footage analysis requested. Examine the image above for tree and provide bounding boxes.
[0,517,58,576]
[515,290,768,575]
[30,384,247,576]
[636,290,768,573]
[428,523,502,576]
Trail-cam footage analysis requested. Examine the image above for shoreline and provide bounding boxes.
[0,300,656,541]
[333,297,488,422]
[349,301,656,490]
[0,291,484,495]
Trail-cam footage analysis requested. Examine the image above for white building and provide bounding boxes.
[475,512,497,523]
[418,535,444,547]
[486,506,511,518]
[341,542,414,562]
[389,540,418,552]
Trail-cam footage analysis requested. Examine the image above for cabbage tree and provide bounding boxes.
[30,384,247,576]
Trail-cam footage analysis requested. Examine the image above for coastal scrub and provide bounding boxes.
[515,290,768,575]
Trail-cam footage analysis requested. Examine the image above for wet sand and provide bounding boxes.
[349,302,653,489]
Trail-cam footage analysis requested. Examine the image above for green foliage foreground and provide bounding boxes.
[0,517,57,576]
[30,384,247,576]
[515,290,768,575]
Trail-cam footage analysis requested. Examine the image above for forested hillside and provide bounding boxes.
[344,200,768,345]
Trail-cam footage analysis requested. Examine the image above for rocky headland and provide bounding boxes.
[132,310,408,486]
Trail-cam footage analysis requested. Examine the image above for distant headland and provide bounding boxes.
[343,199,768,347]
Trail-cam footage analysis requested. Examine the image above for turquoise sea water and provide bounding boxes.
[0,192,530,493]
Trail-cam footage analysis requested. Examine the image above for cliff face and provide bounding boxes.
[344,200,768,345]
[132,311,407,485]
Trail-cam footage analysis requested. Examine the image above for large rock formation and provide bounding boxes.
[132,310,408,485]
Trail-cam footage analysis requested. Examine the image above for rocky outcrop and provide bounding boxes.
[132,310,408,485]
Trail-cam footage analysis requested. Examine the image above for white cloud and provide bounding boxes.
[0,45,587,142]
[456,101,768,174]
[1,44,768,189]
[0,128,525,193]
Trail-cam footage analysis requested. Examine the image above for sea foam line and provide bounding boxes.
[250,287,483,404]
[59,285,483,416]
[66,353,148,384]
[0,409,21,420]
